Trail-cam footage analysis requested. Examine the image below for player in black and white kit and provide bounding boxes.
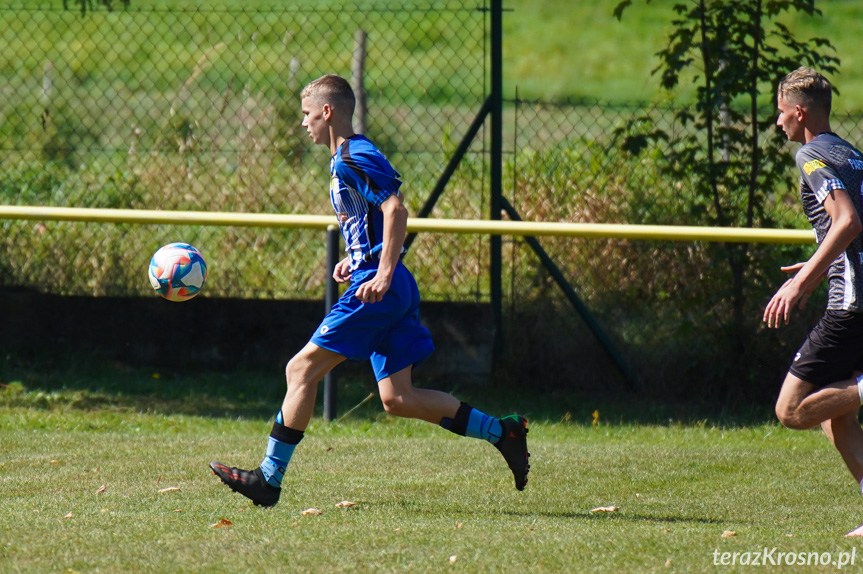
[766,67,863,535]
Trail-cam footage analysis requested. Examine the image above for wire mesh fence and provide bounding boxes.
[500,99,863,398]
[0,1,488,299]
[5,2,863,397]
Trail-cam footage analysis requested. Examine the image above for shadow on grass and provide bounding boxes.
[0,350,283,419]
[500,510,727,525]
[0,350,778,426]
[412,502,729,524]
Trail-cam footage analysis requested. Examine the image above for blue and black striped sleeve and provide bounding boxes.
[337,138,402,207]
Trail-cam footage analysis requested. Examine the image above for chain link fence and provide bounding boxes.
[500,99,863,399]
[5,2,863,398]
[0,1,488,299]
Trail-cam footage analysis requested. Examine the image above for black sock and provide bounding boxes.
[439,402,472,436]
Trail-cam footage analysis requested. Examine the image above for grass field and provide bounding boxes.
[3,362,863,573]
[504,0,863,112]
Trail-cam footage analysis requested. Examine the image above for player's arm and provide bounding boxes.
[354,193,408,303]
[763,187,863,327]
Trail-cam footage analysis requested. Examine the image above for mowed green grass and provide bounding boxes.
[504,0,863,112]
[3,369,863,573]
[4,0,861,111]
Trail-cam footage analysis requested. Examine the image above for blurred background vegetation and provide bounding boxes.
[504,0,863,111]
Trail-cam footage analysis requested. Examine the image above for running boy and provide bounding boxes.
[209,74,529,507]
[766,67,863,534]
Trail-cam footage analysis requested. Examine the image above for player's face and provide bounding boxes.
[301,96,330,147]
[776,96,805,144]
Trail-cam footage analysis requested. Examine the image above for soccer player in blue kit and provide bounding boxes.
[766,68,863,535]
[210,74,529,507]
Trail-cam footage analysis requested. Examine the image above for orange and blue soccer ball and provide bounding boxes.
[148,242,207,302]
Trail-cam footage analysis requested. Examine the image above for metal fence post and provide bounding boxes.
[352,29,367,135]
[490,0,504,358]
[323,225,339,422]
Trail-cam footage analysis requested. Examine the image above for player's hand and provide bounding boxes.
[778,262,824,316]
[333,257,352,283]
[763,278,803,328]
[763,263,816,328]
[354,273,391,303]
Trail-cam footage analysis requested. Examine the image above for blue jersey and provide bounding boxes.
[329,135,404,271]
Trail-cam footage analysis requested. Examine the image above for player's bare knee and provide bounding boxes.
[777,408,818,430]
[381,394,414,418]
[380,395,402,416]
[784,417,811,430]
[284,357,312,389]
[775,405,804,429]
[284,360,296,385]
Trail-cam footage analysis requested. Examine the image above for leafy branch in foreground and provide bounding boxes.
[614,0,838,365]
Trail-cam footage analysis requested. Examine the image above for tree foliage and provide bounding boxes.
[616,0,837,229]
[615,0,839,377]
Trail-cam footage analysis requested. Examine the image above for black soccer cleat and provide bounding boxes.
[494,415,530,491]
[209,461,281,508]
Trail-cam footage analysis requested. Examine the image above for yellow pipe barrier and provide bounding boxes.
[0,205,816,244]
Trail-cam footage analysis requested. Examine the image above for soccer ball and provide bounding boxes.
[148,242,208,302]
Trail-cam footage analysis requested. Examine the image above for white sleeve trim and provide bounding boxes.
[815,178,846,204]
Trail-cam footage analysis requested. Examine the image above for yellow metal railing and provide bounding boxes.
[0,206,816,244]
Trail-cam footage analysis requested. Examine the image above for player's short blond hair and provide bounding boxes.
[300,74,355,116]
[778,67,832,116]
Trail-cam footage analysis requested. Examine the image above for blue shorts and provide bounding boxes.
[310,261,435,381]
